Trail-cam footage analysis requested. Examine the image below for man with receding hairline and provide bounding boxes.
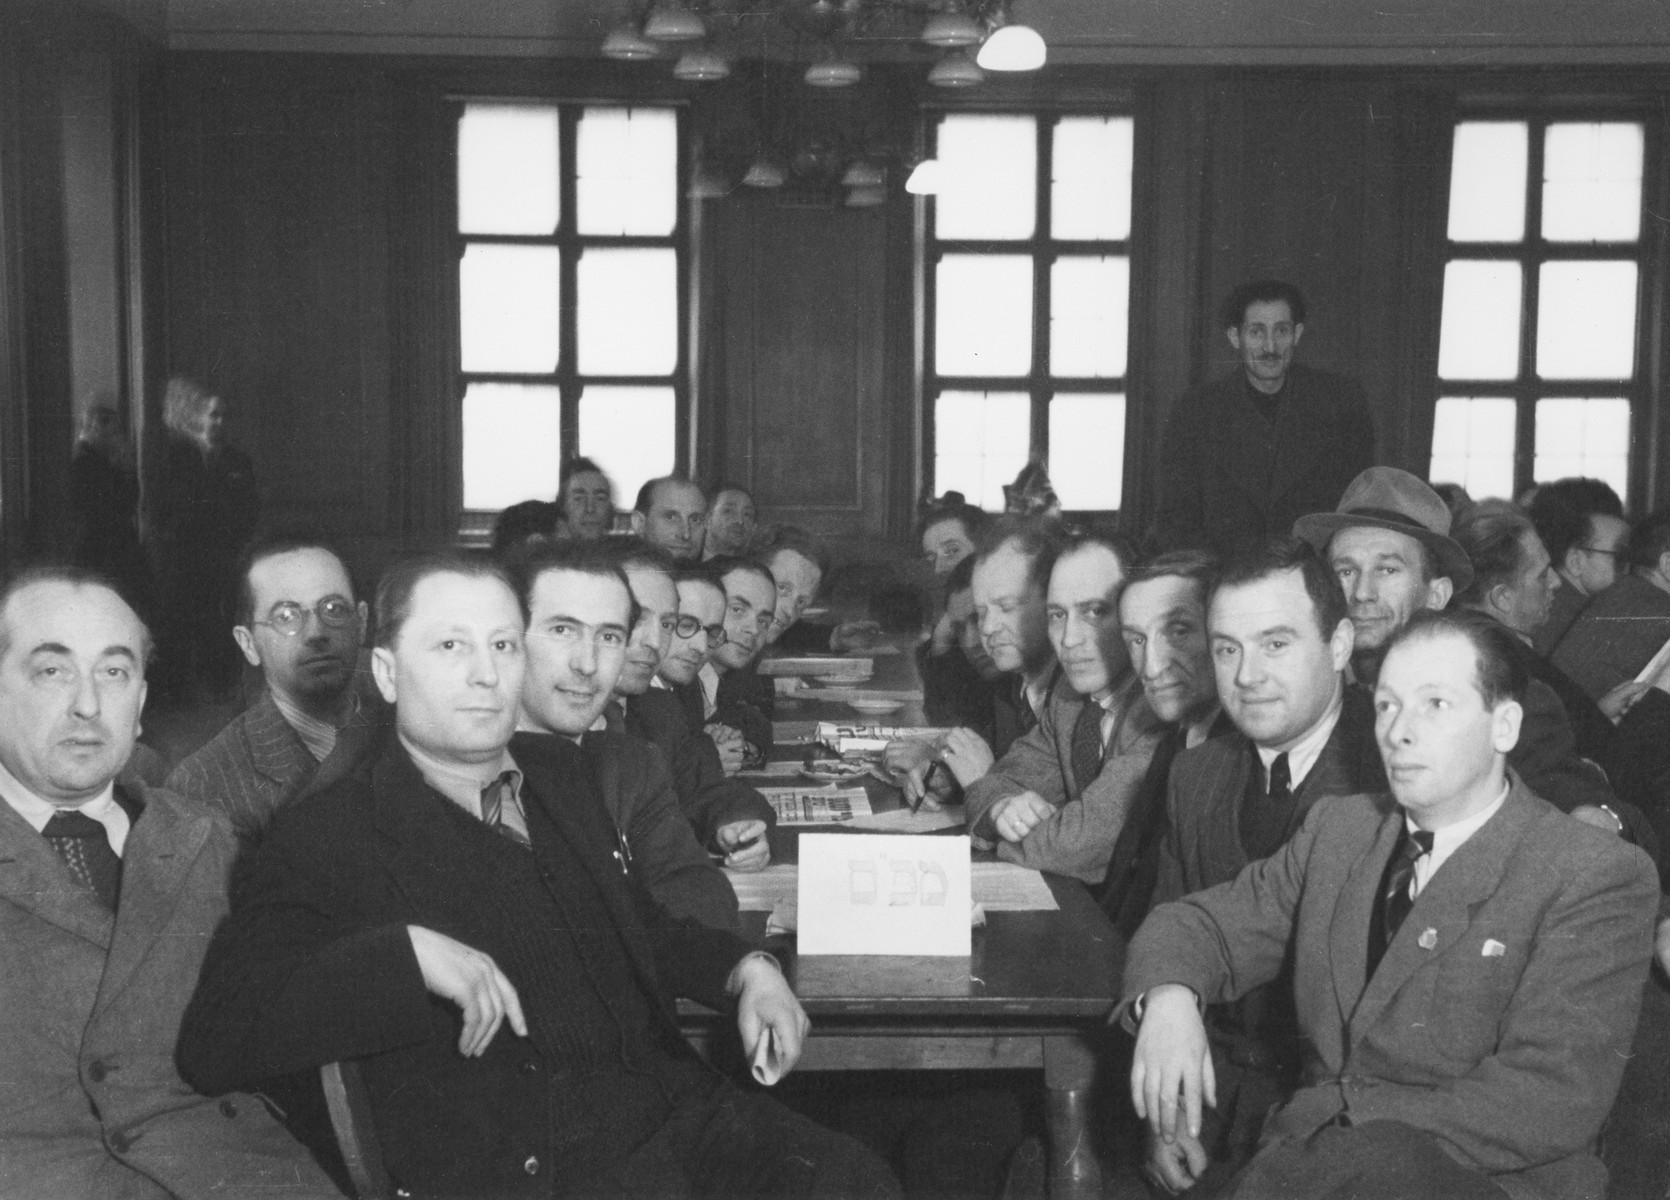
[634,475,709,564]
[180,549,897,1199]
[0,566,342,1199]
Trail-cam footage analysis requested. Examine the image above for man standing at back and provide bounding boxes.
[1152,280,1375,557]
[169,532,390,848]
[179,550,897,1199]
[1144,536,1383,1194]
[0,567,341,1199]
[1526,477,1630,656]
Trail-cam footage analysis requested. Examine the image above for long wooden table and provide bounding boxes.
[686,654,1126,1199]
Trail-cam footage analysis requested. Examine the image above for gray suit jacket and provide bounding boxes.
[964,672,1164,883]
[168,689,392,849]
[0,785,341,1199]
[1125,778,1658,1200]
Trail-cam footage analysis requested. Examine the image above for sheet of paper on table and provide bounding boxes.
[759,785,873,825]
[725,858,1058,936]
[814,721,953,756]
[798,834,973,955]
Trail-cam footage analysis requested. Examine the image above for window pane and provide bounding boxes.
[1050,256,1127,377]
[1436,260,1522,381]
[1446,122,1527,243]
[935,115,1036,240]
[935,255,1033,376]
[462,383,561,510]
[1535,397,1630,498]
[458,104,559,236]
[1429,396,1517,501]
[1048,394,1125,509]
[934,391,1030,511]
[1535,261,1638,380]
[1052,116,1132,241]
[577,106,677,236]
[1543,122,1644,243]
[459,244,560,373]
[579,386,676,505]
[577,248,679,376]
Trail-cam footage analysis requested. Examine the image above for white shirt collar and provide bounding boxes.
[398,735,518,819]
[0,754,128,857]
[271,687,359,763]
[1255,688,1344,793]
[1408,779,1510,897]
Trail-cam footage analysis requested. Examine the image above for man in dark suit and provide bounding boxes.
[1125,611,1659,1200]
[178,550,897,1199]
[1526,476,1630,658]
[1552,506,1670,702]
[1152,280,1375,558]
[0,566,340,1199]
[511,541,743,933]
[168,532,390,848]
[600,541,774,870]
[1143,536,1384,1194]
[964,529,1166,883]
[698,556,779,770]
[1098,549,1228,937]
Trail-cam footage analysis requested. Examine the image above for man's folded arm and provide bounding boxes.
[964,713,1060,836]
[1338,842,1658,1173]
[176,828,435,1095]
[998,736,1158,883]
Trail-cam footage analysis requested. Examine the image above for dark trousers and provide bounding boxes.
[575,1077,902,1200]
[1218,1120,1507,1200]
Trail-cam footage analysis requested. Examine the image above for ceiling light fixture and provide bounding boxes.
[904,159,943,195]
[975,17,1046,70]
[928,49,984,87]
[601,22,661,59]
[672,46,731,81]
[642,1,706,42]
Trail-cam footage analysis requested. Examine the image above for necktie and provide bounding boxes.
[1266,752,1291,801]
[1012,677,1039,734]
[603,700,626,735]
[1070,701,1105,792]
[479,773,532,849]
[42,811,122,911]
[1368,826,1435,976]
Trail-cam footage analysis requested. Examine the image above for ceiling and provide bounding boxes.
[138,0,1670,66]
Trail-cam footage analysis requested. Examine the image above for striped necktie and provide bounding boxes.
[480,772,531,849]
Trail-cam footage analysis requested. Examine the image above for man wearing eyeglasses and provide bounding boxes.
[169,532,390,848]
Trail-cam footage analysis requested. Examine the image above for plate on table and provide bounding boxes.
[800,759,874,784]
[813,673,874,687]
[849,697,905,716]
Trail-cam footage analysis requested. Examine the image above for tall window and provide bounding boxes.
[925,112,1134,512]
[455,103,685,518]
[1430,118,1647,502]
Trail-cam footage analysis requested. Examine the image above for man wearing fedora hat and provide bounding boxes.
[1296,468,1634,831]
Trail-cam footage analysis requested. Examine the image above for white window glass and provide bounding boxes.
[457,105,559,236]
[1542,122,1644,243]
[935,255,1033,376]
[1050,256,1128,378]
[934,391,1030,511]
[1535,261,1638,380]
[577,248,678,375]
[935,115,1036,240]
[576,107,677,237]
[1429,396,1517,501]
[1535,397,1631,497]
[462,383,562,510]
[579,386,676,505]
[1445,122,1527,243]
[459,244,560,373]
[1436,261,1522,381]
[1051,116,1132,241]
[1048,394,1125,509]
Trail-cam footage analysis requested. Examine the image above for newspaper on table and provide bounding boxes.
[759,785,873,825]
[814,721,953,757]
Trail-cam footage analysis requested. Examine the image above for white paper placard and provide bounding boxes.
[796,834,972,956]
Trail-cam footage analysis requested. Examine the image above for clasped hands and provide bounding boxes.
[881,727,995,808]
[1131,983,1217,1195]
[406,926,808,1081]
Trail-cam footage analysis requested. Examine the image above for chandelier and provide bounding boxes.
[601,0,1046,88]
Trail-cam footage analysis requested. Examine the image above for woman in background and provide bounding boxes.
[149,376,260,701]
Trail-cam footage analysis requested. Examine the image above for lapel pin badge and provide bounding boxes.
[1417,927,1438,950]
[1481,938,1506,957]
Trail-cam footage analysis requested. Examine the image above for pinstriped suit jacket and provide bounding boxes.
[167,689,392,849]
